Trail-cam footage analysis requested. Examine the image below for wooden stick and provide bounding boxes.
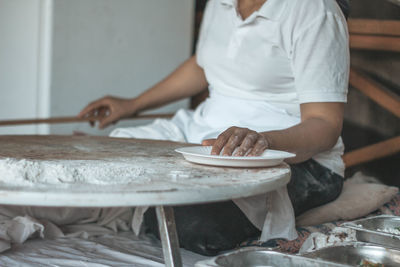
[349,68,400,118]
[343,136,400,168]
[0,113,174,127]
[348,19,400,36]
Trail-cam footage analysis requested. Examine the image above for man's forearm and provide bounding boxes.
[262,118,341,164]
[132,55,208,113]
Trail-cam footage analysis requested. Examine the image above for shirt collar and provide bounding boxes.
[220,0,287,21]
[220,0,236,7]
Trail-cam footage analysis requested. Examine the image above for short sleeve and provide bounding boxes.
[291,12,349,104]
[195,0,215,68]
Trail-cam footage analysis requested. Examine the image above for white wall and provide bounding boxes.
[50,0,193,135]
[0,0,194,136]
[0,0,41,134]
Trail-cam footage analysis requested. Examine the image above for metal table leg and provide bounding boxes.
[156,206,182,267]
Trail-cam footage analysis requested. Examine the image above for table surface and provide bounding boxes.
[0,135,290,207]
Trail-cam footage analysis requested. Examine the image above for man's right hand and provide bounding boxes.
[78,96,137,129]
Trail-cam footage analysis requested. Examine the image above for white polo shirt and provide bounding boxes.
[196,0,350,176]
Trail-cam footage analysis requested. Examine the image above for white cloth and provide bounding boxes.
[197,0,350,176]
[110,90,298,241]
[0,232,206,267]
[0,206,133,253]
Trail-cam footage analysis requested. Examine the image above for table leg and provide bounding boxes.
[156,206,182,267]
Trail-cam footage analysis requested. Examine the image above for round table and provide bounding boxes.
[0,135,291,267]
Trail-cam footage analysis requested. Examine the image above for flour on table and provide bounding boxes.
[0,158,148,185]
[0,136,291,192]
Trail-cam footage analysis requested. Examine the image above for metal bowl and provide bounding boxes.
[303,243,400,267]
[195,247,350,267]
[342,215,400,249]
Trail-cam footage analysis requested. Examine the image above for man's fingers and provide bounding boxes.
[211,128,235,155]
[202,139,216,146]
[222,129,247,156]
[78,102,99,118]
[85,110,97,127]
[248,137,269,156]
[78,104,99,118]
[98,107,108,119]
[97,103,123,129]
[78,99,109,118]
[98,114,118,129]
[233,132,258,156]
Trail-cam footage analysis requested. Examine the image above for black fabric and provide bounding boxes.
[335,0,350,19]
[288,159,344,216]
[143,159,343,256]
[144,201,260,256]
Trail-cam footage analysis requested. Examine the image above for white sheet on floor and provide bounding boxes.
[0,206,132,253]
[0,232,207,266]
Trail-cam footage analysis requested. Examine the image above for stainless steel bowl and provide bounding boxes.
[303,243,400,267]
[195,247,351,267]
[342,215,400,249]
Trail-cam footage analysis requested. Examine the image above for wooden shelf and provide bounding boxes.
[348,19,400,36]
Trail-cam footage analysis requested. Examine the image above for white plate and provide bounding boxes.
[175,146,295,168]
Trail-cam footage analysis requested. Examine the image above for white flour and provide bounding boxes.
[0,158,148,185]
